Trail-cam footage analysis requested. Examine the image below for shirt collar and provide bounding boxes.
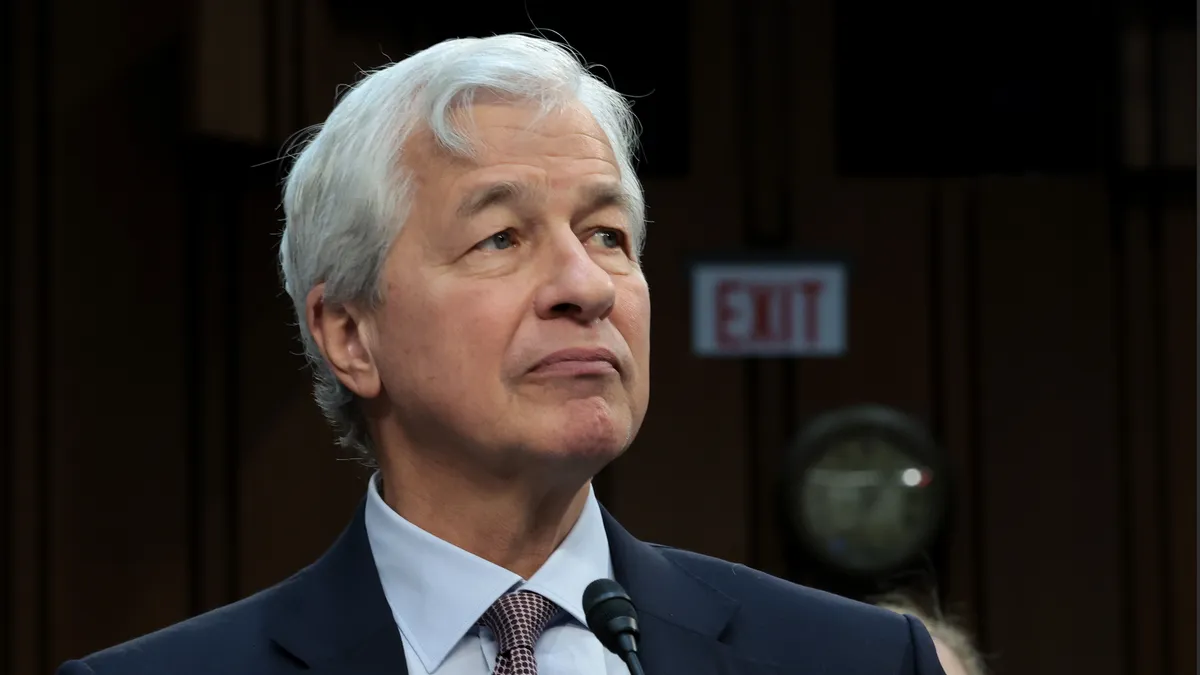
[363,473,612,672]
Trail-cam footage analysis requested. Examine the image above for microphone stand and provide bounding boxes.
[623,651,646,675]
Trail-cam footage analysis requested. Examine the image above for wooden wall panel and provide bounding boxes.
[736,0,799,575]
[790,179,934,413]
[234,184,365,596]
[1160,29,1196,167]
[192,0,269,143]
[7,2,50,673]
[1118,18,1195,675]
[1123,204,1168,675]
[976,179,1124,675]
[48,2,193,661]
[43,0,194,662]
[608,0,748,563]
[934,182,982,633]
[187,149,239,614]
[1163,204,1196,675]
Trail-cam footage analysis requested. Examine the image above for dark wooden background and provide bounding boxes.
[3,1,1195,674]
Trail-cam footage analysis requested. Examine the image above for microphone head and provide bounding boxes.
[582,579,640,656]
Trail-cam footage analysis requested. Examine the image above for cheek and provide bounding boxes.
[410,285,524,375]
[369,296,431,385]
[616,283,652,356]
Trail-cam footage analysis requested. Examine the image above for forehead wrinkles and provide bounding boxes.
[456,101,615,158]
[476,125,617,168]
[402,126,615,184]
[398,108,631,239]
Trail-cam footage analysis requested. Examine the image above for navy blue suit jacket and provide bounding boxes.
[58,501,945,675]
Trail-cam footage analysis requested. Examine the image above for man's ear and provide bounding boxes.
[305,283,382,399]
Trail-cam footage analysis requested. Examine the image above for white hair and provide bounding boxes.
[279,34,645,461]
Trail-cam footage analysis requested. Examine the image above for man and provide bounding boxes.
[58,34,944,675]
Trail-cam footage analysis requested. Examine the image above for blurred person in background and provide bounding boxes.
[875,594,987,675]
[57,34,945,675]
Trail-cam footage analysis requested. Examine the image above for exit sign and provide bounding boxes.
[690,259,848,357]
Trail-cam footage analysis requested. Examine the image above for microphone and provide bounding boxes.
[583,579,646,675]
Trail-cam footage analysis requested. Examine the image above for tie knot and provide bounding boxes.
[479,591,561,653]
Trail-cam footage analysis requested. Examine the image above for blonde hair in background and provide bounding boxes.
[873,592,988,675]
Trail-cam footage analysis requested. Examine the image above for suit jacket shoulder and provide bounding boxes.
[59,500,408,675]
[652,545,941,675]
[57,569,313,675]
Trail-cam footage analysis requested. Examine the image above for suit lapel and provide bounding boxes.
[603,508,783,675]
[266,499,408,675]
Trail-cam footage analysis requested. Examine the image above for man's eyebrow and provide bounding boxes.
[454,180,636,223]
[577,182,636,222]
[455,181,533,220]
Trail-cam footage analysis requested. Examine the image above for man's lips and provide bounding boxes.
[529,347,621,377]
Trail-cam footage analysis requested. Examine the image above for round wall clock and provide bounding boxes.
[781,405,950,579]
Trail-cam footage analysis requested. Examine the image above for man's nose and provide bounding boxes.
[533,236,617,324]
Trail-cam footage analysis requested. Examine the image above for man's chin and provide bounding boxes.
[530,405,632,463]
[482,396,636,473]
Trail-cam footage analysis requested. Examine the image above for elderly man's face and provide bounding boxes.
[365,101,650,479]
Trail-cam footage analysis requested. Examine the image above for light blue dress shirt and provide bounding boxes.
[364,474,630,675]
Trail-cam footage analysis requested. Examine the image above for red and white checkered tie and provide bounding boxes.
[478,591,561,675]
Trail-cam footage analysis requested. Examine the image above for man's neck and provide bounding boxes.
[376,455,592,580]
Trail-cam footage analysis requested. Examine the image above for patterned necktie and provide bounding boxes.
[478,590,561,675]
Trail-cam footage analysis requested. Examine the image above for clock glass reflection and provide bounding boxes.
[797,436,939,574]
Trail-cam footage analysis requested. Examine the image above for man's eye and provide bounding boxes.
[477,230,517,251]
[591,229,625,250]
